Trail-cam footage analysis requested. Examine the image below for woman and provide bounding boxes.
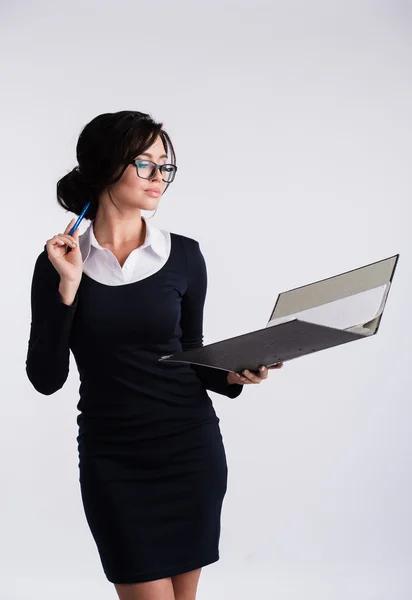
[26,110,282,600]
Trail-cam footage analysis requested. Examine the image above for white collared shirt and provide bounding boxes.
[78,217,171,286]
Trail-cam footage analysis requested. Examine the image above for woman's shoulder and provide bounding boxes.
[169,232,203,265]
[168,232,206,273]
[170,230,200,249]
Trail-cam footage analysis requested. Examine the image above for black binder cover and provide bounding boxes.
[160,319,366,374]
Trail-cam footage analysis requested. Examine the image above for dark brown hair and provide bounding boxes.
[56,110,176,220]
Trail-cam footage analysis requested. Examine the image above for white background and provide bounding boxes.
[1,1,411,598]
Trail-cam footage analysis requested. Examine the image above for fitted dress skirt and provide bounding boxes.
[77,418,228,584]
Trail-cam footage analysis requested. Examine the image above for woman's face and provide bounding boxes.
[110,136,169,211]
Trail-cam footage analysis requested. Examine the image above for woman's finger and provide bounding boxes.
[46,235,64,248]
[47,235,78,251]
[241,369,263,384]
[234,373,249,384]
[55,234,78,248]
[60,235,78,247]
[258,366,269,378]
[64,218,76,235]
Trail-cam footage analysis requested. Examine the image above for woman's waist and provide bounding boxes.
[76,409,219,446]
[77,363,207,398]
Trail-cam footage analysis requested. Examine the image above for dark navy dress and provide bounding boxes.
[26,232,243,584]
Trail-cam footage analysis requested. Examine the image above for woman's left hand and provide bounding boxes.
[227,363,283,385]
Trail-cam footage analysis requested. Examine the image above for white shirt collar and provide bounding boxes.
[79,216,168,263]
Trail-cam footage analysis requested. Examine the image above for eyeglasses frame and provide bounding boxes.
[129,159,178,183]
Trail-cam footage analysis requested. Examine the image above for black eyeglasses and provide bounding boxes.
[129,159,177,183]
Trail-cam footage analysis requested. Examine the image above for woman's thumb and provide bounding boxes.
[64,218,76,235]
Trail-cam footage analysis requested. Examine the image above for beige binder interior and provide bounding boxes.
[267,255,398,336]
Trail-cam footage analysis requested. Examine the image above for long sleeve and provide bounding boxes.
[26,249,78,395]
[180,238,243,399]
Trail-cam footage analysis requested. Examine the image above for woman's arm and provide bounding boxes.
[26,250,78,395]
[180,238,243,399]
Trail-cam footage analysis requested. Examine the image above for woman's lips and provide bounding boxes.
[145,189,161,198]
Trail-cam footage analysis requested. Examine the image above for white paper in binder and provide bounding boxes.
[266,255,398,336]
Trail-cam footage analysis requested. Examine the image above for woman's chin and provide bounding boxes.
[127,199,158,211]
[141,200,158,211]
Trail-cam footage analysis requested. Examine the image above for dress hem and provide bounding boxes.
[106,554,220,584]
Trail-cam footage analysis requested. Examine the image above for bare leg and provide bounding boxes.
[114,577,175,600]
[171,568,202,600]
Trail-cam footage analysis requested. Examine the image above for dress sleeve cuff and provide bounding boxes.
[192,364,244,398]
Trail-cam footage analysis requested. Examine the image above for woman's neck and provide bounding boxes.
[93,210,146,250]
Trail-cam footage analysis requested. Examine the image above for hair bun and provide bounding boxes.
[57,166,93,217]
[70,166,92,190]
[73,165,86,180]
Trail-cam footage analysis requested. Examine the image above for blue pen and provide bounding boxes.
[66,201,91,254]
[68,201,91,236]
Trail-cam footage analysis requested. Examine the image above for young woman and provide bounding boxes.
[26,110,282,600]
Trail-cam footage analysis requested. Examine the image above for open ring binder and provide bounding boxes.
[159,254,399,374]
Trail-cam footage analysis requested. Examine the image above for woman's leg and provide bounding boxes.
[114,577,175,600]
[171,568,202,600]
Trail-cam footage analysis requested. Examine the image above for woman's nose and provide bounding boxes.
[151,166,163,181]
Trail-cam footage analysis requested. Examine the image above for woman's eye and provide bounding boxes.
[137,161,150,168]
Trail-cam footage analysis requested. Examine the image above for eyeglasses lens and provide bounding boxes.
[136,160,176,182]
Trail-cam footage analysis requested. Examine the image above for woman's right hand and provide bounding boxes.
[46,218,83,284]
